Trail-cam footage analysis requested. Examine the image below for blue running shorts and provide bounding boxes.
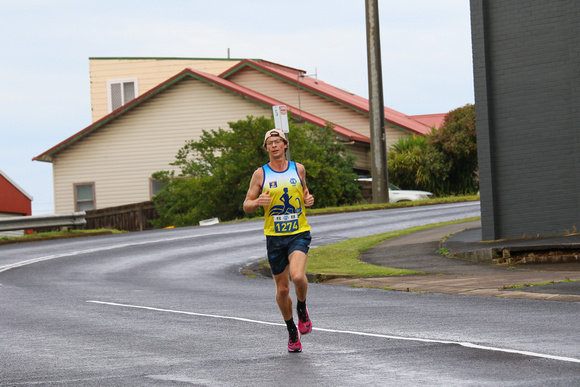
[266,231,312,275]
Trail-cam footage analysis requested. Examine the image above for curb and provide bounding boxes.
[451,244,580,265]
[322,274,580,302]
[248,262,359,284]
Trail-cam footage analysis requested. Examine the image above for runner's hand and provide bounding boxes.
[304,192,314,207]
[258,190,272,207]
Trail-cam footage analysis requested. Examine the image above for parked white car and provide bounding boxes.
[358,178,433,203]
[387,183,433,203]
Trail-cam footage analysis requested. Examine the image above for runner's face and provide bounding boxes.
[266,137,286,156]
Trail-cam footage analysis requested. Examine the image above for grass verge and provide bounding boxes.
[232,195,479,223]
[0,229,124,245]
[306,217,480,277]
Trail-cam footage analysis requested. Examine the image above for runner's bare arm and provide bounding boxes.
[296,163,314,207]
[243,168,271,213]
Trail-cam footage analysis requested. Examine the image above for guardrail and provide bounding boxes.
[0,212,86,232]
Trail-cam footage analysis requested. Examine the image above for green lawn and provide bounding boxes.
[0,229,123,245]
[306,217,480,277]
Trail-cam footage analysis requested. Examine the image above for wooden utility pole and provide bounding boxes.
[365,0,389,203]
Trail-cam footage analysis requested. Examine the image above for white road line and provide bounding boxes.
[87,300,580,364]
[88,300,283,327]
[0,226,263,274]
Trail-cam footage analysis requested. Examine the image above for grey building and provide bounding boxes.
[470,0,579,240]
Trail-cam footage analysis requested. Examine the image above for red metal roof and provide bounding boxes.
[33,68,368,163]
[221,59,442,135]
[408,113,447,130]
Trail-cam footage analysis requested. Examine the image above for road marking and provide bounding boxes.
[88,300,282,327]
[0,226,263,274]
[87,300,580,364]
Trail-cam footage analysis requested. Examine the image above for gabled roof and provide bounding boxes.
[0,169,33,200]
[220,59,444,135]
[408,113,447,130]
[33,68,368,163]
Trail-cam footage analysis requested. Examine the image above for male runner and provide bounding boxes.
[243,129,314,352]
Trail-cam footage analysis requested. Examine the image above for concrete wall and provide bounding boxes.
[471,0,580,240]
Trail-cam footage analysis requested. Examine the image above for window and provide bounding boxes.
[150,178,164,198]
[74,183,95,211]
[107,78,138,112]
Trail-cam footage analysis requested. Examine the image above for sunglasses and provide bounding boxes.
[266,139,283,146]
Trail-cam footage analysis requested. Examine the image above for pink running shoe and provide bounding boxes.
[298,307,312,335]
[287,330,302,352]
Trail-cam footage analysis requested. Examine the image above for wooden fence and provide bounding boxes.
[84,201,158,232]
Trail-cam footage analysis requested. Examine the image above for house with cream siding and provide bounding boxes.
[220,59,442,170]
[221,60,435,139]
[36,58,446,214]
[35,68,369,214]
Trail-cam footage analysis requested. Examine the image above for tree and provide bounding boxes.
[151,115,361,228]
[387,103,478,196]
[425,103,478,195]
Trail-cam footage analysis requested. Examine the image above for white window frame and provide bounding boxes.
[107,78,138,113]
[74,182,96,212]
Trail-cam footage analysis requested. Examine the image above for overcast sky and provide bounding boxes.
[0,0,474,215]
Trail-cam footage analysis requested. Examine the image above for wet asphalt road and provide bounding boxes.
[1,202,579,386]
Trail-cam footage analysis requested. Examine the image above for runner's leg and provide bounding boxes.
[288,250,308,302]
[273,265,293,320]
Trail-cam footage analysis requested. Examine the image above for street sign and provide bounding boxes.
[272,105,291,160]
[273,105,290,133]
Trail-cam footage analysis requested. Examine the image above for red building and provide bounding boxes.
[0,169,33,218]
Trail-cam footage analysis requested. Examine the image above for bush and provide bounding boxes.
[387,135,430,190]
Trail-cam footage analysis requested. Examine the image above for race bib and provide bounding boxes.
[273,213,299,233]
